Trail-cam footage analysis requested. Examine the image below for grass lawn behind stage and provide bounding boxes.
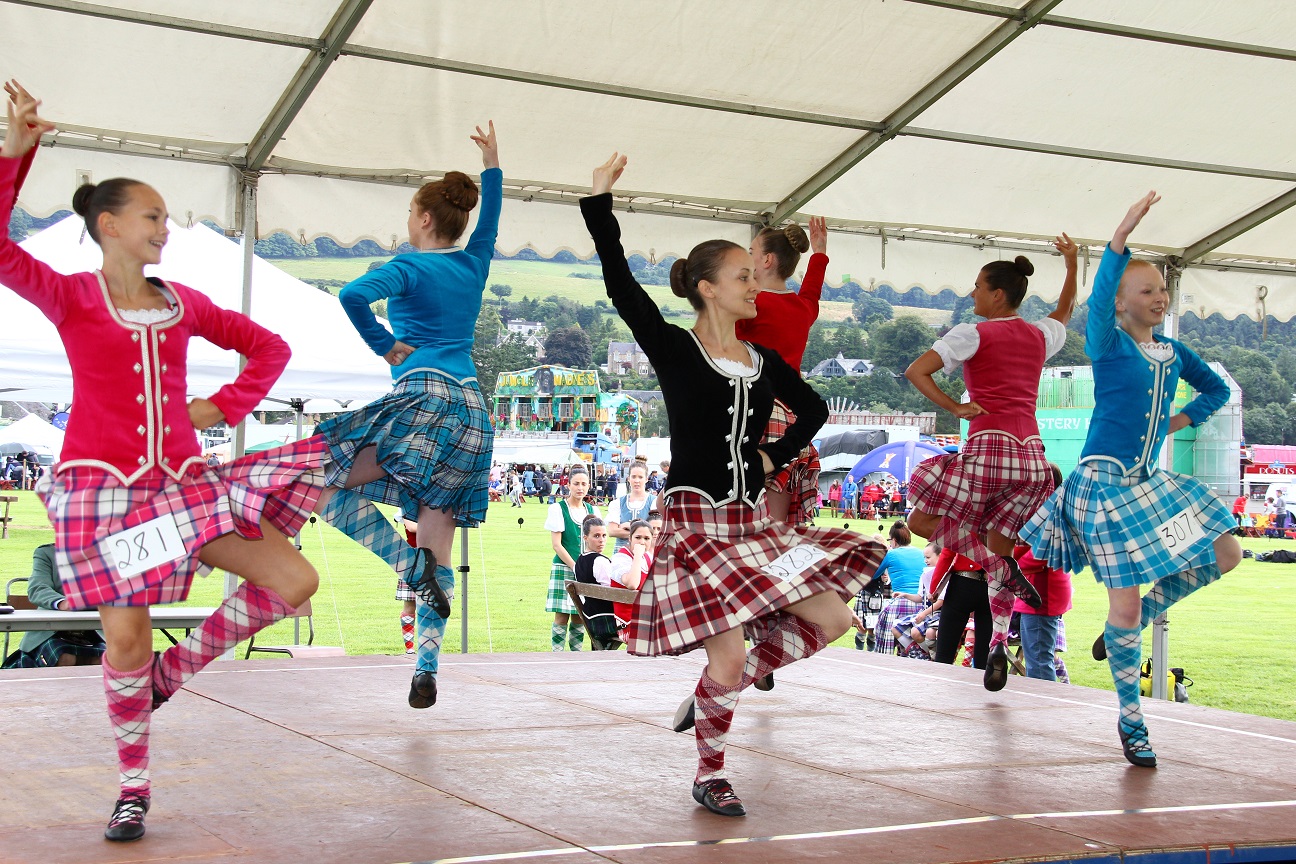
[1,490,1292,722]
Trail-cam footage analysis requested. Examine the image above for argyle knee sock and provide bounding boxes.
[401,614,416,654]
[740,613,827,691]
[104,656,152,797]
[153,583,293,701]
[984,556,1015,651]
[321,488,416,580]
[1140,563,1222,629]
[415,566,454,675]
[550,623,565,652]
[694,670,741,784]
[567,619,585,651]
[1054,655,1070,684]
[1104,621,1155,756]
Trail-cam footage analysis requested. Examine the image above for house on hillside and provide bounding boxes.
[809,353,874,378]
[500,319,546,360]
[608,341,653,376]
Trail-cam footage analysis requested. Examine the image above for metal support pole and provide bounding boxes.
[1150,258,1183,701]
[459,525,470,653]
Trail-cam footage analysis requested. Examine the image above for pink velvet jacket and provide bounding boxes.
[0,152,290,485]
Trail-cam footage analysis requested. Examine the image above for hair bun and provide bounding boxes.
[783,223,811,254]
[1013,255,1035,277]
[71,183,97,218]
[669,257,691,298]
[440,171,479,212]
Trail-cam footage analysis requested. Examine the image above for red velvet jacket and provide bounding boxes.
[735,252,827,372]
[1,153,290,485]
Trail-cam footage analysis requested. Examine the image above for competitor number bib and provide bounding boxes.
[1156,507,1206,557]
[764,544,828,582]
[102,513,188,579]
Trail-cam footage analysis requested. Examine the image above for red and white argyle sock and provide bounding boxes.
[103,656,152,797]
[694,669,741,784]
[740,613,827,690]
[401,614,416,654]
[153,583,294,701]
[984,556,1015,650]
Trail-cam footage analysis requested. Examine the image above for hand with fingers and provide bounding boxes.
[592,152,627,196]
[1113,190,1160,254]
[952,401,989,421]
[808,215,828,256]
[1,80,55,159]
[471,120,498,170]
[384,340,415,366]
[1054,232,1078,269]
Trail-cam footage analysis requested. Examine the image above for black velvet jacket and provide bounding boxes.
[580,193,828,508]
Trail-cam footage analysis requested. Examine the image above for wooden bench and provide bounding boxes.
[0,494,17,540]
[565,580,637,651]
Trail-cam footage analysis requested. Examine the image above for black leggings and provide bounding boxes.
[934,572,991,669]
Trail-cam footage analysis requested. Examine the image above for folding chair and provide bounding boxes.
[2,576,35,657]
[565,581,637,651]
[244,599,343,658]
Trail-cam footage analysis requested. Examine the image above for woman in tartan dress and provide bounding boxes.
[581,154,885,818]
[903,233,1079,692]
[312,122,501,710]
[0,84,330,842]
[735,217,829,526]
[544,467,599,650]
[1022,192,1240,767]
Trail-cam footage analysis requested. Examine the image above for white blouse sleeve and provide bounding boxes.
[931,323,981,375]
[1033,317,1069,360]
[544,504,565,533]
[609,553,633,585]
[606,498,624,524]
[592,555,613,587]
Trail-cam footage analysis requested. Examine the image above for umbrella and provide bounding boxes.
[812,429,888,460]
[847,440,948,483]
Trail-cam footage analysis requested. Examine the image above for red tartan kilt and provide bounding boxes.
[908,432,1052,538]
[41,436,329,609]
[761,399,821,525]
[626,491,886,656]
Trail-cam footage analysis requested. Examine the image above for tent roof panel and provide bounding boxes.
[0,6,306,146]
[806,136,1292,252]
[74,0,340,38]
[913,23,1296,172]
[1056,0,1296,52]
[1214,204,1296,262]
[274,56,862,204]
[349,0,1003,121]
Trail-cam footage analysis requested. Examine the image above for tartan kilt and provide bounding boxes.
[547,561,577,614]
[2,633,106,668]
[872,595,923,654]
[626,491,886,656]
[1022,460,1234,589]
[317,371,492,528]
[40,436,328,609]
[761,399,821,525]
[909,432,1052,540]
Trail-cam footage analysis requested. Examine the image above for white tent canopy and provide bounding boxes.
[0,214,393,405]
[0,413,65,456]
[2,1,1296,318]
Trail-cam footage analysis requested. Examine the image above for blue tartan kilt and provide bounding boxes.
[1022,460,1234,589]
[317,371,493,527]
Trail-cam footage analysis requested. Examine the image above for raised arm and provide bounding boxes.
[1087,192,1159,359]
[799,215,829,308]
[579,153,672,356]
[465,121,502,266]
[1047,233,1079,325]
[0,82,72,324]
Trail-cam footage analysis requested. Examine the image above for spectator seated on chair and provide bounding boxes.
[608,519,653,641]
[2,543,105,669]
[571,515,620,649]
[869,522,928,655]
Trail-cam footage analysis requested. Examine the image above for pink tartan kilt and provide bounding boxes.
[908,432,1052,540]
[761,399,821,526]
[40,436,329,609]
[626,491,886,656]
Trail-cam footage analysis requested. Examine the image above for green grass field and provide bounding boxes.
[4,489,1288,721]
[272,256,949,331]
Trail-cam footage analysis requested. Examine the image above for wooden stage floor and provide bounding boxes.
[2,648,1294,864]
